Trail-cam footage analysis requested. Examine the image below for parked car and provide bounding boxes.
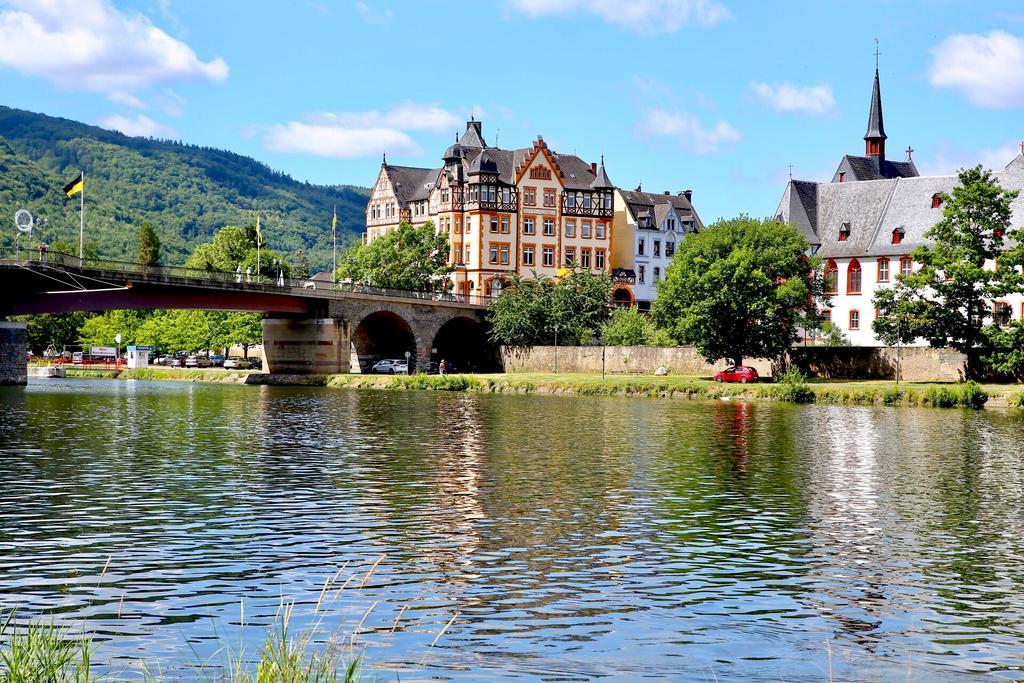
[248,357,262,370]
[371,359,407,374]
[223,357,251,370]
[72,351,84,364]
[713,366,759,383]
[171,356,183,367]
[185,355,212,368]
[209,354,225,367]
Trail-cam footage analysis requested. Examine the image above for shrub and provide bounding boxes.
[882,387,903,405]
[774,366,815,404]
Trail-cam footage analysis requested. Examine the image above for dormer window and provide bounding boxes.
[892,227,905,245]
[839,172,845,183]
[838,222,851,242]
[931,193,942,209]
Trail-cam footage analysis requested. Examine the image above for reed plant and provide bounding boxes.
[0,612,93,683]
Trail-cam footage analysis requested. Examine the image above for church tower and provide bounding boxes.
[864,68,886,162]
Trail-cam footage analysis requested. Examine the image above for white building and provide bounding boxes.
[613,188,703,309]
[776,68,1024,345]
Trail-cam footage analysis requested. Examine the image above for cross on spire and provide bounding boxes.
[905,146,914,161]
[874,38,881,71]
[1020,140,1024,155]
[787,163,794,180]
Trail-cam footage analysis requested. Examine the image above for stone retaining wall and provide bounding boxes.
[0,322,27,385]
[500,345,970,382]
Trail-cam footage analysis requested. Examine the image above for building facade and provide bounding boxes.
[776,68,1024,345]
[612,188,703,309]
[364,119,616,298]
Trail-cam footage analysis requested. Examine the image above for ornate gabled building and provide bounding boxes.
[777,68,1024,346]
[364,118,618,298]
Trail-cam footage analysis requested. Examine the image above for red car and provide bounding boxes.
[713,366,759,383]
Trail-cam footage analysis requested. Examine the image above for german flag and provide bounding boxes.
[63,172,84,197]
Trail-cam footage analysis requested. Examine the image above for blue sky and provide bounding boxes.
[3,0,1024,223]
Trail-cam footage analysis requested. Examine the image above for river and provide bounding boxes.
[1,379,1023,681]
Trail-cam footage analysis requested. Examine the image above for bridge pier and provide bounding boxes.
[262,317,351,375]
[0,322,28,386]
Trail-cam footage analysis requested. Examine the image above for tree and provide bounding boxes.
[335,221,451,291]
[291,248,311,280]
[78,310,150,349]
[487,270,612,346]
[817,321,850,347]
[185,226,251,272]
[652,216,821,366]
[871,166,1023,374]
[136,222,161,266]
[984,323,1024,379]
[601,306,672,346]
[14,312,92,355]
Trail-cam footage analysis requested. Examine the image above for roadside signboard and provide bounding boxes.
[91,346,117,357]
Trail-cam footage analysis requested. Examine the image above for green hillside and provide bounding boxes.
[0,106,368,270]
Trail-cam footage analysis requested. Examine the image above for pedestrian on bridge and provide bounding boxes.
[235,265,242,283]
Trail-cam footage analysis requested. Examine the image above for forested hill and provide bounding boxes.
[0,106,369,270]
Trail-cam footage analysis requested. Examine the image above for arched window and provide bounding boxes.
[847,259,862,294]
[931,193,942,209]
[900,256,913,278]
[824,259,838,294]
[994,301,1012,327]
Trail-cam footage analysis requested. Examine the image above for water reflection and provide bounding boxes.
[1,380,1024,681]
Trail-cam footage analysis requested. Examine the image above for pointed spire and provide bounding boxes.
[864,59,887,161]
[591,154,613,189]
[382,151,387,165]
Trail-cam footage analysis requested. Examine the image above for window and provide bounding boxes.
[892,227,904,245]
[490,216,499,233]
[638,264,646,283]
[820,309,832,323]
[522,245,535,266]
[638,238,645,256]
[489,245,499,264]
[583,193,592,209]
[564,248,576,266]
[580,249,591,268]
[931,193,942,209]
[994,301,1012,327]
[501,217,510,234]
[596,222,606,239]
[839,172,846,183]
[543,219,555,236]
[543,188,556,208]
[654,266,660,280]
[524,217,535,235]
[824,259,838,294]
[839,223,850,241]
[464,245,471,263]
[654,240,661,257]
[524,187,537,206]
[582,221,592,238]
[500,245,509,265]
[849,310,860,330]
[595,249,605,269]
[847,259,862,294]
[565,220,576,237]
[665,240,675,257]
[667,218,675,231]
[900,257,913,277]
[455,217,462,234]
[542,246,555,267]
[877,258,890,282]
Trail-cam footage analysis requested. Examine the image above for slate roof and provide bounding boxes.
[779,153,1024,259]
[864,69,887,141]
[459,119,487,148]
[833,155,919,182]
[385,165,439,204]
[619,189,704,230]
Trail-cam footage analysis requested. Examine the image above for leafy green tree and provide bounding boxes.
[487,270,612,346]
[335,221,451,291]
[136,222,161,266]
[14,312,92,355]
[186,226,251,272]
[601,306,671,346]
[817,321,850,347]
[871,166,1022,373]
[652,216,821,366]
[290,248,311,280]
[78,310,150,349]
[983,323,1024,379]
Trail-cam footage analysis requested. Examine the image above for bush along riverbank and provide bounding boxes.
[53,367,1023,409]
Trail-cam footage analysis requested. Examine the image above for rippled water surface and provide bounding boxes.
[2,379,1024,681]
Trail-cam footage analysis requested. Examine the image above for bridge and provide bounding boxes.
[0,251,494,384]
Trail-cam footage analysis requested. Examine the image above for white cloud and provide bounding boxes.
[917,141,1023,177]
[509,0,730,34]
[929,31,1024,108]
[98,113,175,138]
[263,103,461,159]
[355,1,393,23]
[750,82,837,116]
[636,108,740,154]
[0,0,228,104]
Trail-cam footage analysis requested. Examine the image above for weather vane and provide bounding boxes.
[874,38,881,70]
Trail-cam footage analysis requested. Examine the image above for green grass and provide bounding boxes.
[0,612,93,683]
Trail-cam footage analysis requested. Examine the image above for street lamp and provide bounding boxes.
[553,324,559,373]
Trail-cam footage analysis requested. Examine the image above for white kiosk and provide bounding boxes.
[126,345,152,369]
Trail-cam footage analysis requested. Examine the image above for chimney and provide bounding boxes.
[681,189,693,201]
[590,162,597,174]
[663,190,670,195]
[635,184,642,192]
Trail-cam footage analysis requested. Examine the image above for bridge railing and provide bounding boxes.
[0,247,493,307]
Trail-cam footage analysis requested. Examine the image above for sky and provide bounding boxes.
[2,0,1024,223]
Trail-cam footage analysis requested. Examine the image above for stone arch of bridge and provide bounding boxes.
[428,315,498,373]
[350,307,421,373]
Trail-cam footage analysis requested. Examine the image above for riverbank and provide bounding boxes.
[53,366,1024,409]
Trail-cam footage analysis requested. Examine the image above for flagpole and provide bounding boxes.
[79,169,85,263]
[332,205,337,275]
[256,210,261,282]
